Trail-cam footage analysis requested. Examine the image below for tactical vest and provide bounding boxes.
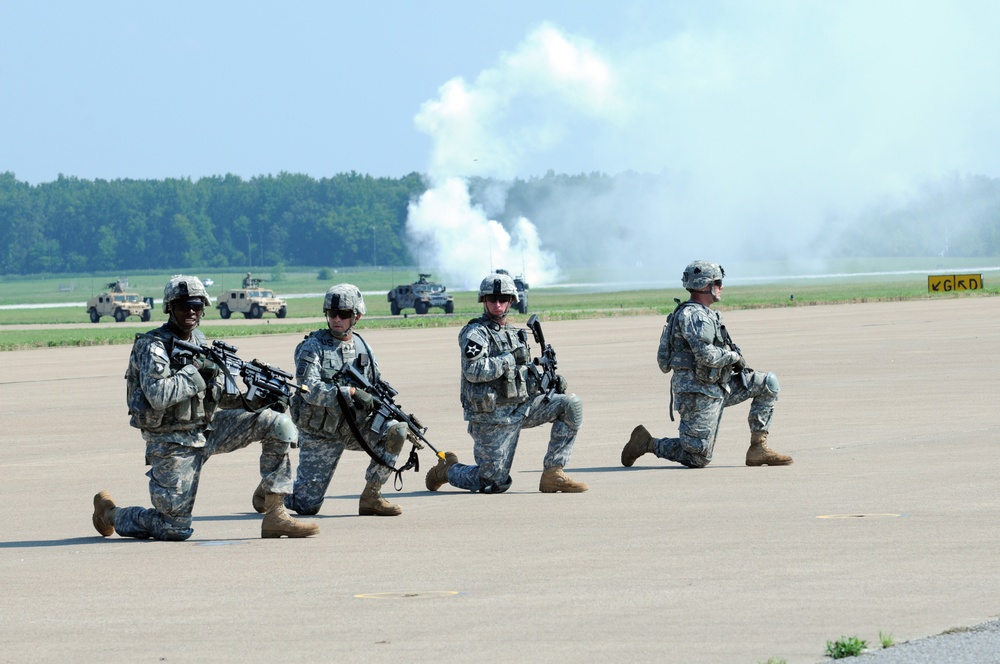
[125,326,220,432]
[290,330,374,437]
[460,317,531,415]
[657,302,733,386]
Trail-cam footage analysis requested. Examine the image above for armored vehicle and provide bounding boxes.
[387,273,455,315]
[495,269,530,313]
[86,280,153,323]
[216,278,287,319]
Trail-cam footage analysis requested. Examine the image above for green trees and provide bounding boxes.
[0,171,427,274]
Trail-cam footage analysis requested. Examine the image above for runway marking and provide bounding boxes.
[354,591,463,600]
[816,513,905,519]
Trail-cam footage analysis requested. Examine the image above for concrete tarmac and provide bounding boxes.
[1,298,998,663]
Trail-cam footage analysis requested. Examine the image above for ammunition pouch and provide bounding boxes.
[462,381,497,414]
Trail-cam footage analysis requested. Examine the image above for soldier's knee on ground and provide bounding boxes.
[560,393,583,430]
[291,502,321,516]
[683,455,710,469]
[480,475,513,494]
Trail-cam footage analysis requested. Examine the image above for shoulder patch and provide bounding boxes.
[150,342,169,361]
[464,339,485,359]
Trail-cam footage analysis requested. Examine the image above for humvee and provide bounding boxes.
[216,279,288,319]
[387,274,455,315]
[495,269,530,314]
[86,280,153,323]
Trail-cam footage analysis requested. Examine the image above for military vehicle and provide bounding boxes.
[216,278,287,319]
[86,280,153,323]
[387,274,455,315]
[495,269,530,314]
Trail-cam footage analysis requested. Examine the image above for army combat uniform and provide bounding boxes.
[443,313,585,493]
[286,328,407,515]
[111,324,299,540]
[647,302,780,468]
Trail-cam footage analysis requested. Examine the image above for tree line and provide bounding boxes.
[0,171,426,274]
[1,169,999,276]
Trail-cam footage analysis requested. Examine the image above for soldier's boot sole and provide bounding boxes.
[621,424,652,467]
[92,491,117,537]
[425,452,459,491]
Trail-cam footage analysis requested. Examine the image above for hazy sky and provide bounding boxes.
[0,1,677,183]
[4,1,1000,280]
[5,1,997,185]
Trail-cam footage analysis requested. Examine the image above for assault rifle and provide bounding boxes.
[719,325,751,390]
[172,338,308,411]
[526,314,560,400]
[335,362,444,462]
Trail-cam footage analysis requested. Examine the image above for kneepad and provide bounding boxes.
[764,372,780,398]
[560,393,584,430]
[265,411,298,445]
[384,422,407,455]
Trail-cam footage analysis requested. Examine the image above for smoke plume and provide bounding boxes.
[408,4,1000,285]
[407,25,618,288]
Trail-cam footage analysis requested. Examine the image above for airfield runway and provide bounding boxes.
[1,297,997,663]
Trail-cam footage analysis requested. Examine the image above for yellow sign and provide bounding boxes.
[928,273,983,292]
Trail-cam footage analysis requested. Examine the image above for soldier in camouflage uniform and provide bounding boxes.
[92,275,318,540]
[621,260,793,469]
[254,284,409,517]
[426,272,588,494]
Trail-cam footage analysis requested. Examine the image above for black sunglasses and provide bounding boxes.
[175,300,204,312]
[328,309,355,320]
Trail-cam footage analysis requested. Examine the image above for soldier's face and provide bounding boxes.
[170,300,204,333]
[327,309,357,336]
[484,295,512,320]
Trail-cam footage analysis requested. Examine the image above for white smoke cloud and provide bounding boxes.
[407,24,619,287]
[408,3,1000,285]
[404,177,559,289]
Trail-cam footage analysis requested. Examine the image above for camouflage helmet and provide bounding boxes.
[478,272,520,304]
[682,260,725,291]
[323,283,366,315]
[162,275,210,314]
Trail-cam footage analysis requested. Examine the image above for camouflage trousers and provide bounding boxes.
[286,422,405,516]
[448,393,580,493]
[652,370,777,468]
[114,408,295,541]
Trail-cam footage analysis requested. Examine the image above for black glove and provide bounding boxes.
[194,357,220,380]
[512,345,531,365]
[555,374,568,394]
[352,388,374,412]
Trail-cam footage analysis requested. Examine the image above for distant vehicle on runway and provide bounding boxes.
[86,280,152,323]
[216,278,287,319]
[387,273,454,315]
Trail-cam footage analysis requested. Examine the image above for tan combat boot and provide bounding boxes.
[621,424,653,467]
[251,480,266,514]
[425,452,458,491]
[359,481,402,516]
[745,431,793,466]
[261,494,319,538]
[92,491,118,537]
[539,467,589,493]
